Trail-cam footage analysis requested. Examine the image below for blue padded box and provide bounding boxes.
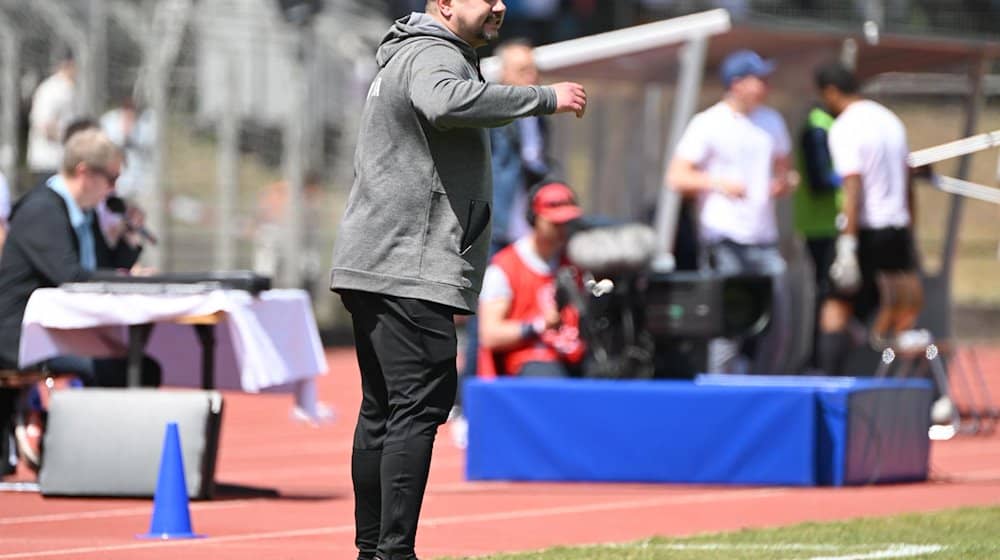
[465,376,933,486]
[465,378,819,485]
[696,375,934,486]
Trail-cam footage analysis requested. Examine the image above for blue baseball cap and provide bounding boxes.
[720,50,775,87]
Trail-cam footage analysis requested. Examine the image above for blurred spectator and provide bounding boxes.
[793,104,841,371]
[60,118,150,261]
[0,129,159,473]
[27,53,77,187]
[251,173,324,291]
[478,182,586,378]
[251,178,286,279]
[553,0,598,38]
[667,49,793,374]
[0,169,10,254]
[452,39,557,446]
[493,41,554,256]
[815,61,920,374]
[461,39,552,384]
[100,97,156,200]
[499,0,560,45]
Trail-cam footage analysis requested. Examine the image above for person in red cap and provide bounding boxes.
[477,181,586,378]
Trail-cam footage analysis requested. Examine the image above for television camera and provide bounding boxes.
[561,221,773,379]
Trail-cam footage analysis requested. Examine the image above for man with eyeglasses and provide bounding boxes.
[60,118,152,266]
[0,129,159,475]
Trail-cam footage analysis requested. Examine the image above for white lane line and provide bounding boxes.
[597,542,946,558]
[932,467,1000,481]
[0,487,786,558]
[0,474,517,527]
[0,501,253,526]
[220,455,464,480]
[806,544,946,559]
[930,446,1000,459]
[218,439,351,458]
[604,542,846,551]
[421,480,521,493]
[0,524,354,559]
[418,488,787,528]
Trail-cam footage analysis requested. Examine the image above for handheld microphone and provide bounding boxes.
[106,196,158,245]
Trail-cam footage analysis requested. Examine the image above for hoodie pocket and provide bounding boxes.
[422,192,491,287]
[460,199,491,255]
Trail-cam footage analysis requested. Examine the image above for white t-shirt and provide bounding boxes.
[27,73,76,172]
[828,99,910,229]
[479,237,557,303]
[674,101,791,244]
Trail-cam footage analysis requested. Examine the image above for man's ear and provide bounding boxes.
[70,161,87,179]
[437,0,453,17]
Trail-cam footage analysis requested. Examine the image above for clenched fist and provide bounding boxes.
[550,82,587,118]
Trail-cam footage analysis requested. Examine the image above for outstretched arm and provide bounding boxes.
[409,46,585,129]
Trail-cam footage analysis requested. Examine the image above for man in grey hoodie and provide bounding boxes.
[330,1,587,559]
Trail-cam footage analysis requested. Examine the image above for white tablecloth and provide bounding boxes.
[18,288,328,401]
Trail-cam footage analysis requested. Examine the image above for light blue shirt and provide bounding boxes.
[517,116,547,177]
[46,175,96,271]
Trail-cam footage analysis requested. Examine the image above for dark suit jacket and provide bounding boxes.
[0,185,141,367]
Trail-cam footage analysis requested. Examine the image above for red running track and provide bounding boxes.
[1,346,998,559]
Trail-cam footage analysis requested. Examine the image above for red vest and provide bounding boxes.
[491,244,585,376]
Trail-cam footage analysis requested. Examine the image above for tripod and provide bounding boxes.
[874,329,998,440]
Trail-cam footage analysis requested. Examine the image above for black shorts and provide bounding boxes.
[831,227,917,320]
[808,237,836,300]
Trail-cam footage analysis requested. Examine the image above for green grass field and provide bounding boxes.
[440,506,1000,560]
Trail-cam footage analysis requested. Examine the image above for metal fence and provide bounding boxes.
[0,0,388,326]
[2,0,998,331]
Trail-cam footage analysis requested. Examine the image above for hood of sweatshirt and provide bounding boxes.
[375,12,478,69]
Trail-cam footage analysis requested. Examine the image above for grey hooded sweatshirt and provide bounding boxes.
[329,12,557,313]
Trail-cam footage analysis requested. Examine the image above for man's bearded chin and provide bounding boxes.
[480,17,503,42]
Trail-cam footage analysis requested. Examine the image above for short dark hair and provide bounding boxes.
[496,37,534,56]
[814,61,859,94]
[58,47,75,64]
[62,117,100,145]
